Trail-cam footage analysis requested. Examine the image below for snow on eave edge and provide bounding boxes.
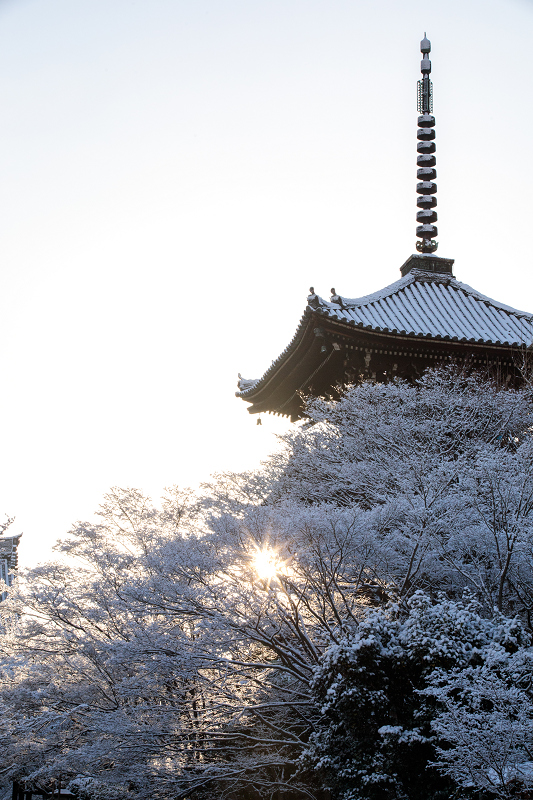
[235,307,315,398]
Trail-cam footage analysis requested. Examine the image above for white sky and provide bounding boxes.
[0,0,532,566]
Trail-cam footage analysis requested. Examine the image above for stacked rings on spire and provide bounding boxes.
[416,114,437,251]
[416,36,438,254]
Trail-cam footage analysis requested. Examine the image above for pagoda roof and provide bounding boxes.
[0,532,22,569]
[0,533,22,554]
[237,266,533,405]
[318,270,533,344]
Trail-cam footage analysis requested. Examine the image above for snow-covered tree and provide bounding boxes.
[0,487,328,799]
[3,367,533,798]
[261,366,533,615]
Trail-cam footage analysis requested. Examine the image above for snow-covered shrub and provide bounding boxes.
[304,592,533,800]
[427,612,533,799]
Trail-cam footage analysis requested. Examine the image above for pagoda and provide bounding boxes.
[0,526,21,601]
[237,36,533,421]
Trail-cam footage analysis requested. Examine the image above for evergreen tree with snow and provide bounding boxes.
[304,592,533,800]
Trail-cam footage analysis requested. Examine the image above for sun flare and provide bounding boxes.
[253,547,280,581]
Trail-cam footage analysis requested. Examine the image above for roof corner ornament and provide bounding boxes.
[330,288,344,308]
[307,286,321,309]
[237,373,257,392]
[416,33,438,255]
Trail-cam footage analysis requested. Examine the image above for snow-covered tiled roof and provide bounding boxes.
[0,535,21,556]
[236,269,533,399]
[323,269,533,344]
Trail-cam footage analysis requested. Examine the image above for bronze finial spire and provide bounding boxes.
[416,33,438,254]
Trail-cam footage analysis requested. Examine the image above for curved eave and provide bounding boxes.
[237,306,532,417]
[236,308,326,416]
[236,309,310,400]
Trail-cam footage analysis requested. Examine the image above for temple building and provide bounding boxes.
[0,528,21,601]
[236,36,533,420]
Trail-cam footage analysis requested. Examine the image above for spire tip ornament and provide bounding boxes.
[420,34,431,54]
[416,34,438,254]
